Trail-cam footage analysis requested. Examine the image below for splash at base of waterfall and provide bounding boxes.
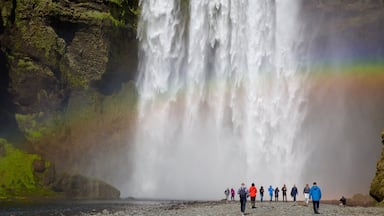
[127,0,307,200]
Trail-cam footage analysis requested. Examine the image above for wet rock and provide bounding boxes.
[52,173,120,200]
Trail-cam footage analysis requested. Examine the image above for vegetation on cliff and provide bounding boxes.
[0,138,56,199]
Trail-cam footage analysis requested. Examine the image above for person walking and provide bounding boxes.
[238,183,249,215]
[309,182,322,214]
[249,183,257,208]
[303,184,310,206]
[231,188,235,201]
[260,186,264,202]
[282,184,287,202]
[274,187,280,202]
[291,185,298,203]
[268,185,274,202]
[224,188,230,203]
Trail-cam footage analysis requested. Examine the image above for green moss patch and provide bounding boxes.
[0,139,54,200]
[83,11,124,27]
[15,113,50,142]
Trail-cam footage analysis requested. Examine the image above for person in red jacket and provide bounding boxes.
[249,183,258,208]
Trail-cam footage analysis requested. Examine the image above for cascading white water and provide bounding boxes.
[128,0,306,199]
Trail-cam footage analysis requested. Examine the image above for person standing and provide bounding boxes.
[231,188,235,201]
[238,183,249,215]
[274,187,280,202]
[224,188,230,203]
[303,184,310,206]
[249,183,257,208]
[309,182,322,214]
[339,196,346,206]
[268,185,274,202]
[290,185,298,203]
[260,186,264,202]
[282,184,287,202]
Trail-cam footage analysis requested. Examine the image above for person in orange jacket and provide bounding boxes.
[249,183,258,208]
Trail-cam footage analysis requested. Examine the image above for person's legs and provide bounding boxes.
[251,196,255,208]
[240,197,245,213]
[313,201,320,213]
[240,197,247,213]
[243,198,247,213]
[316,201,320,213]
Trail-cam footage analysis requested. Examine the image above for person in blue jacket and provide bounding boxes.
[309,182,322,214]
[268,185,274,201]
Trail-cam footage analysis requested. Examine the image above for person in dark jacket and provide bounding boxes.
[238,183,249,215]
[309,182,322,214]
[303,184,310,206]
[274,187,280,202]
[259,186,264,202]
[339,196,346,206]
[290,185,298,203]
[282,184,287,202]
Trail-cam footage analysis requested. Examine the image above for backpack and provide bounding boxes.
[239,187,247,198]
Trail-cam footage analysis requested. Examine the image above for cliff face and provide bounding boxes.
[0,0,138,132]
[0,0,139,197]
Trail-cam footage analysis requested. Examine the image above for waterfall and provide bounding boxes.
[128,0,306,199]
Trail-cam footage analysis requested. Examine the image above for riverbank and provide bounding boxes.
[2,200,384,216]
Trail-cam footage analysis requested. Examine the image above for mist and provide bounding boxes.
[116,0,384,200]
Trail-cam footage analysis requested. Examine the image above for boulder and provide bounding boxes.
[52,173,120,200]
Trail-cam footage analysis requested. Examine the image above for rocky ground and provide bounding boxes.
[84,201,384,216]
[2,200,384,216]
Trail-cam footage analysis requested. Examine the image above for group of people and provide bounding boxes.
[267,184,299,203]
[225,182,322,215]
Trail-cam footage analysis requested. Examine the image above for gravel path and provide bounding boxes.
[2,200,383,216]
[82,201,384,216]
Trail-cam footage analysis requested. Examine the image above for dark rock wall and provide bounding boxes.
[0,0,139,188]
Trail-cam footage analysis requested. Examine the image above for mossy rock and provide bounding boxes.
[370,130,384,202]
[0,138,56,200]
